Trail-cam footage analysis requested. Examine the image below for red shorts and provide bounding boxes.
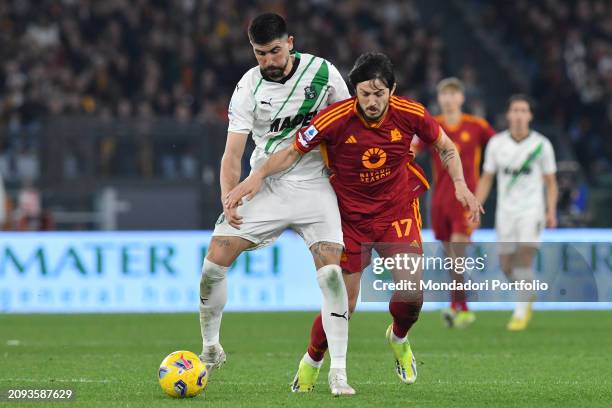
[431,195,473,242]
[340,198,423,273]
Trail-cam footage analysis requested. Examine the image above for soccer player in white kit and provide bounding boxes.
[199,13,355,395]
[476,95,558,331]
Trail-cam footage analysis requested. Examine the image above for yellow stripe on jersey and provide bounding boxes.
[391,103,425,118]
[313,100,353,128]
[317,107,353,131]
[390,97,425,113]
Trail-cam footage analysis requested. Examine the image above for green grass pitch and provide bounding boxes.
[1,311,611,407]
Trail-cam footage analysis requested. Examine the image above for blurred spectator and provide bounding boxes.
[15,181,54,230]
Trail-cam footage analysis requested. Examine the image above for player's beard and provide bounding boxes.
[263,58,289,81]
[361,101,388,122]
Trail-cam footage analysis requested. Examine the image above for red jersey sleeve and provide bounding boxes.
[294,122,328,153]
[414,108,441,145]
[294,98,354,153]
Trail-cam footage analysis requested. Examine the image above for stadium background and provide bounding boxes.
[1,2,611,407]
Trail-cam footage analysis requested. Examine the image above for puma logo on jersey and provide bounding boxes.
[260,98,273,106]
[345,135,357,144]
[269,111,318,132]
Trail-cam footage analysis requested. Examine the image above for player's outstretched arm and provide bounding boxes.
[433,129,484,223]
[475,171,494,207]
[224,145,301,208]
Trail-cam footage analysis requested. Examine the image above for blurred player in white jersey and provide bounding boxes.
[476,94,558,330]
[198,13,355,395]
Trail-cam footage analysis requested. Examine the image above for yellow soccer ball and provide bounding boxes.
[158,350,208,398]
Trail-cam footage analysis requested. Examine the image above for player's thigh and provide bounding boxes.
[496,211,519,256]
[431,201,452,242]
[212,179,291,252]
[206,235,253,267]
[517,214,544,247]
[291,178,344,259]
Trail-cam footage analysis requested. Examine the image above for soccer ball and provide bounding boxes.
[158,350,208,398]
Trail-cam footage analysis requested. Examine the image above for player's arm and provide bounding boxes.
[224,145,302,208]
[475,171,495,206]
[543,173,558,228]
[433,129,484,222]
[220,131,249,227]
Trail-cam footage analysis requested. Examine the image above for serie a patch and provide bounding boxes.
[303,125,319,141]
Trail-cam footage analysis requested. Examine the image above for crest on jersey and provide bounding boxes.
[304,86,317,100]
[390,128,403,142]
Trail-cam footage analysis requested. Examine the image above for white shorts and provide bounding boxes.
[495,211,544,255]
[213,177,343,250]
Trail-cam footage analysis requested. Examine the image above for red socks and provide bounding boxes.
[389,299,422,338]
[307,313,328,362]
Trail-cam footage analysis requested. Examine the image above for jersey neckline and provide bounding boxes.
[260,51,301,84]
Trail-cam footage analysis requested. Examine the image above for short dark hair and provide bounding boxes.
[248,13,288,44]
[507,94,533,111]
[348,52,395,89]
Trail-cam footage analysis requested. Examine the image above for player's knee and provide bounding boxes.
[310,242,343,268]
[200,259,228,295]
[316,264,345,294]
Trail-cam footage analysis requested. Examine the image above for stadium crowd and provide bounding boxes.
[477,0,612,180]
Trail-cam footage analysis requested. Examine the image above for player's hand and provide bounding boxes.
[454,181,484,224]
[222,204,243,229]
[225,175,263,209]
[546,210,557,228]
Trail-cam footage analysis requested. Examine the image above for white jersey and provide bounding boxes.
[483,130,556,216]
[228,52,350,180]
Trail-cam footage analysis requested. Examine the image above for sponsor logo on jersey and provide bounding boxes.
[269,111,318,133]
[362,147,387,169]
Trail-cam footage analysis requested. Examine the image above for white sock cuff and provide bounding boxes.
[203,259,229,280]
[303,352,324,368]
[316,264,343,282]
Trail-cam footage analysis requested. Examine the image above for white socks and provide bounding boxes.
[511,266,535,319]
[303,352,324,369]
[391,330,408,344]
[199,259,229,349]
[316,265,349,370]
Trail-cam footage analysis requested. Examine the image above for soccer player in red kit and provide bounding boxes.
[226,53,482,391]
[413,78,494,329]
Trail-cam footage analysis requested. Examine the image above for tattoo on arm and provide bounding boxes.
[436,146,457,169]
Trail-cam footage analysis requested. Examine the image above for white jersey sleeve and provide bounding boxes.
[326,63,351,104]
[227,74,255,134]
[540,138,557,175]
[482,137,498,174]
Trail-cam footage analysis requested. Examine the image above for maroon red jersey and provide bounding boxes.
[416,113,494,200]
[294,96,440,221]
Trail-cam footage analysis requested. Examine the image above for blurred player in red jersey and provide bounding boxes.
[413,78,495,329]
[226,53,482,390]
